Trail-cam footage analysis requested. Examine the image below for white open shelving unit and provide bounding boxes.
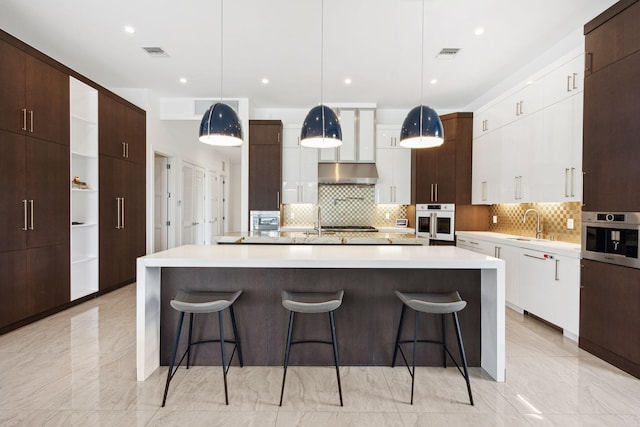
[70,77,99,301]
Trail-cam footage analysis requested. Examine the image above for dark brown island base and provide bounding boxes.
[136,245,505,382]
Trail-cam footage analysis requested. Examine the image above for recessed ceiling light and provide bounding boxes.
[261,78,269,84]
[344,78,352,85]
[430,79,438,85]
[125,26,135,34]
[179,78,187,84]
[474,27,485,36]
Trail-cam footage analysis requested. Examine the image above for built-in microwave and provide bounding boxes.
[416,204,455,242]
[582,211,640,269]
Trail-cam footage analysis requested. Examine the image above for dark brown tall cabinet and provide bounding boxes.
[0,35,70,330]
[99,93,146,292]
[249,120,283,213]
[580,0,640,379]
[583,0,640,212]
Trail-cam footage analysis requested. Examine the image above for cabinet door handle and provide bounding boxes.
[126,143,129,158]
[570,167,575,197]
[524,253,546,261]
[519,101,523,115]
[572,73,578,90]
[469,241,480,245]
[434,184,438,202]
[430,184,434,202]
[29,111,34,133]
[122,142,126,158]
[515,177,518,200]
[555,259,560,281]
[21,109,27,131]
[29,200,34,230]
[22,200,28,231]
[515,103,519,116]
[494,246,501,258]
[585,52,593,73]
[481,181,487,201]
[567,76,572,92]
[121,197,125,229]
[116,197,121,229]
[565,168,570,197]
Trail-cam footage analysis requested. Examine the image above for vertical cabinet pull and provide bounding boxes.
[481,181,488,202]
[22,200,28,231]
[570,168,575,197]
[555,259,560,281]
[567,76,572,92]
[29,111,34,133]
[565,168,570,197]
[29,200,34,230]
[126,143,129,158]
[21,109,27,131]
[434,184,438,202]
[494,246,501,258]
[121,197,125,229]
[572,73,578,90]
[116,197,121,229]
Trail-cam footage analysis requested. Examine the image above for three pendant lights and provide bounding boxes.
[199,0,443,149]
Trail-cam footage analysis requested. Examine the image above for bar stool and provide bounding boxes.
[391,290,474,405]
[279,290,344,407]
[161,289,243,407]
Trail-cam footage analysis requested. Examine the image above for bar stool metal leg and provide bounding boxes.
[218,311,229,405]
[441,314,447,368]
[279,311,295,406]
[453,312,474,406]
[162,311,185,407]
[391,304,407,368]
[411,311,419,405]
[329,311,343,407]
[186,313,194,369]
[229,305,244,367]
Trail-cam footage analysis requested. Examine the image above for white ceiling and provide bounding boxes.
[0,0,616,111]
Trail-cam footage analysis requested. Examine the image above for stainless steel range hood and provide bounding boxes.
[318,163,379,185]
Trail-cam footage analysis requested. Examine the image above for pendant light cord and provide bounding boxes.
[321,0,325,139]
[419,0,425,136]
[220,0,224,103]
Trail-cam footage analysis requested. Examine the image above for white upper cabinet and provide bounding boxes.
[376,125,401,148]
[375,147,411,204]
[472,49,584,204]
[319,108,375,163]
[282,125,318,204]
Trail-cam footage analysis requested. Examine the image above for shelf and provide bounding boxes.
[71,113,97,125]
[72,222,97,228]
[72,255,97,264]
[71,151,97,159]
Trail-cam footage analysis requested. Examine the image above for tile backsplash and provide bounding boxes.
[282,185,407,227]
[488,202,581,243]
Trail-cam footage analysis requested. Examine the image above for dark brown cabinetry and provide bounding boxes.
[0,130,70,330]
[99,156,146,291]
[411,113,473,205]
[0,38,69,145]
[98,94,146,292]
[580,259,640,377]
[249,120,282,212]
[583,0,640,212]
[98,93,146,164]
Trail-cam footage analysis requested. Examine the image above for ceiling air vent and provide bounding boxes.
[435,48,461,59]
[142,47,170,57]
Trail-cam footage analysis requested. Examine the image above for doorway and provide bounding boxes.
[153,153,171,252]
[181,162,206,245]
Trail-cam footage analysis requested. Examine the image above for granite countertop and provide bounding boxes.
[214,231,425,245]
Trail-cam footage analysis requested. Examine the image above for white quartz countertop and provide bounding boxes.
[139,244,503,270]
[214,231,424,245]
[456,231,581,258]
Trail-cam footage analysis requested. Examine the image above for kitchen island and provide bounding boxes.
[137,245,505,382]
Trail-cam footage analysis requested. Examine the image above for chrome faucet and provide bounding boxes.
[315,205,322,236]
[522,208,543,239]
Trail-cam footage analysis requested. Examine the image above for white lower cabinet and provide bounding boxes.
[457,233,579,339]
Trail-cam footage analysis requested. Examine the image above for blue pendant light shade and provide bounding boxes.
[198,103,243,146]
[300,105,342,148]
[399,105,444,148]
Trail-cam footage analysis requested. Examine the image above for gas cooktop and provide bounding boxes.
[320,225,378,232]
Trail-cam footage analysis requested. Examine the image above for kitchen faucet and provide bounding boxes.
[522,208,543,239]
[315,205,322,236]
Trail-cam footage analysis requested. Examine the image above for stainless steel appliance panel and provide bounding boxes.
[250,210,281,232]
[416,204,455,241]
[582,211,640,268]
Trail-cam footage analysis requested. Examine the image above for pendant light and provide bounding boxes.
[399,0,443,149]
[199,0,243,146]
[300,0,342,148]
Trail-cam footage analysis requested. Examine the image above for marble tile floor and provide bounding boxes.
[1,284,639,426]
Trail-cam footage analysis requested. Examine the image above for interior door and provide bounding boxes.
[208,170,220,242]
[181,163,194,244]
[154,155,169,252]
[193,168,205,244]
